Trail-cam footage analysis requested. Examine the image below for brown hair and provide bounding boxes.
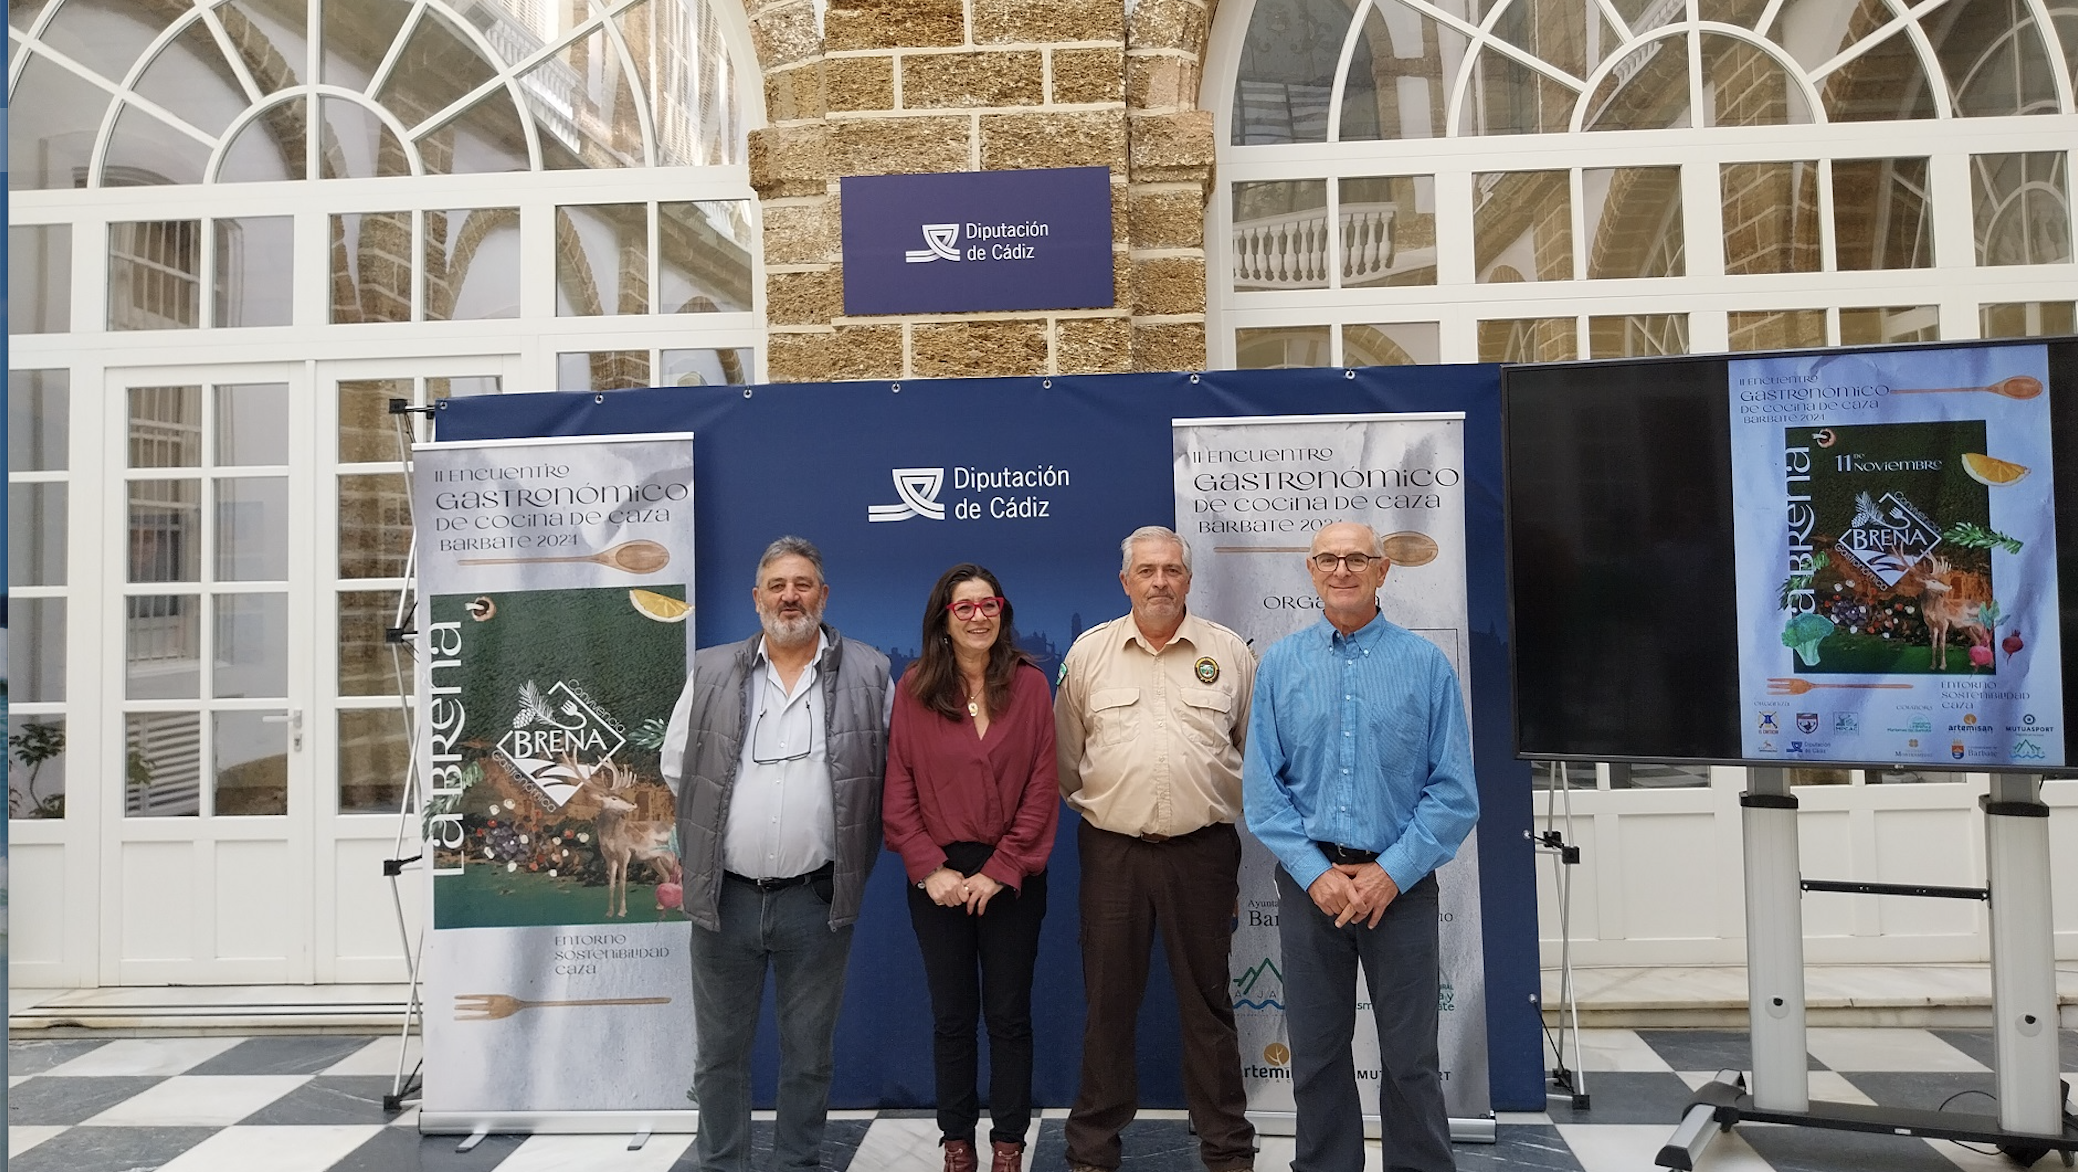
[905,563,1032,720]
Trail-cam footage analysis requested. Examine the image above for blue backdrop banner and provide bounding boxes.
[840,167,1115,315]
[434,365,1544,1114]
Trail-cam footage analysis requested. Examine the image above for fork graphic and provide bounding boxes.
[454,993,671,1021]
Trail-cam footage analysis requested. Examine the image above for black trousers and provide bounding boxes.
[907,868,1049,1145]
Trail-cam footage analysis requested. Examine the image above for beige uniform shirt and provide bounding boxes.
[1055,611,1257,838]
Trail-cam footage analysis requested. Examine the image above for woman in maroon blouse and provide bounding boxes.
[884,563,1060,1172]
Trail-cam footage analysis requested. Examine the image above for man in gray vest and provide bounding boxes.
[662,536,891,1172]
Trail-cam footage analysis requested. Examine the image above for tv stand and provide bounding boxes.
[1657,770,2078,1170]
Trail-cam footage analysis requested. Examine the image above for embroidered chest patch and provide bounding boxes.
[1194,656,1220,684]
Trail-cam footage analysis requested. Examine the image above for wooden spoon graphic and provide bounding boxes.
[458,539,670,574]
[1888,375,2042,400]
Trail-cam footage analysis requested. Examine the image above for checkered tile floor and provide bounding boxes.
[8,1028,2076,1171]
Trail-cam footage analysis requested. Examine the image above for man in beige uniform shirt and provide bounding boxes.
[1055,525,1257,1172]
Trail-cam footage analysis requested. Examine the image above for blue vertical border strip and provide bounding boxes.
[435,364,1545,1113]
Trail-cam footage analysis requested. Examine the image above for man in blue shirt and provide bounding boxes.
[1243,522,1479,1172]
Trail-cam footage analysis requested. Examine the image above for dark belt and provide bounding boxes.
[1317,841,1379,865]
[725,863,831,892]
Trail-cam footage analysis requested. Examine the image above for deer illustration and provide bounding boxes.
[570,755,679,918]
[1918,556,1991,671]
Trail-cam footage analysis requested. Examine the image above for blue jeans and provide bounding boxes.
[688,877,855,1172]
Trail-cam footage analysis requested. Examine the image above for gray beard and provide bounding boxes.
[761,611,820,647]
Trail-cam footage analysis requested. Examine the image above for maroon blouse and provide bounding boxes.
[883,661,1060,891]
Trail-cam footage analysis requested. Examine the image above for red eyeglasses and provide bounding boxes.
[945,596,1006,621]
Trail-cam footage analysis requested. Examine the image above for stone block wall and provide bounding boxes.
[743,0,1216,381]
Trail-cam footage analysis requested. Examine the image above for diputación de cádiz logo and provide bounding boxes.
[868,467,947,522]
[905,224,962,264]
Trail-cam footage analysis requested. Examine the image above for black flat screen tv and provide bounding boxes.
[1502,336,2078,771]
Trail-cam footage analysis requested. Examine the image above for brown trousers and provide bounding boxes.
[1065,820,1256,1172]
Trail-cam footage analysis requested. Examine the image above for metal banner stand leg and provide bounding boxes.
[1534,761,1589,1110]
[1658,768,2078,1170]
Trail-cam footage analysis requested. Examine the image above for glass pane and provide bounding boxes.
[1478,318,1575,362]
[215,594,288,697]
[1584,36,1691,130]
[126,712,202,816]
[103,104,210,186]
[1460,49,1576,135]
[1608,762,1709,789]
[126,595,200,699]
[1934,0,2057,117]
[319,96,412,180]
[339,707,409,814]
[620,0,745,165]
[1833,158,1934,270]
[221,0,308,94]
[214,711,289,816]
[11,0,54,31]
[1701,33,1811,126]
[129,385,202,468]
[1235,326,1332,368]
[417,88,532,176]
[9,715,69,820]
[1839,305,1939,345]
[2061,13,2078,114]
[9,52,115,189]
[215,477,289,581]
[1972,152,2071,266]
[1340,176,1435,287]
[429,376,502,401]
[10,598,66,703]
[37,0,176,82]
[1868,769,1946,784]
[1588,314,1688,357]
[376,9,501,134]
[1729,309,1828,351]
[331,211,416,323]
[1818,23,1937,121]
[322,0,415,89]
[556,205,650,314]
[219,98,312,183]
[1335,1,1468,141]
[1585,166,1684,278]
[133,21,250,138]
[660,201,754,313]
[340,590,405,697]
[10,369,70,470]
[9,225,73,334]
[524,22,642,169]
[215,383,290,465]
[1475,170,1572,281]
[1787,767,1850,786]
[660,348,751,386]
[1721,162,1821,275]
[337,378,414,463]
[215,217,295,328]
[557,351,653,391]
[1343,322,1439,365]
[1980,302,2076,337]
[1232,179,1329,291]
[340,472,411,578]
[9,483,68,587]
[109,220,203,330]
[1230,0,1353,143]
[1488,0,1621,80]
[129,480,201,582]
[425,208,522,321]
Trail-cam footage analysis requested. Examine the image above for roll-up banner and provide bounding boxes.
[412,433,699,1133]
[1172,413,1492,1133]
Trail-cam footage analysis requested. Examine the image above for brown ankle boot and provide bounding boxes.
[989,1140,1025,1172]
[943,1139,978,1172]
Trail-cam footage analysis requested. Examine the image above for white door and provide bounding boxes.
[106,363,318,984]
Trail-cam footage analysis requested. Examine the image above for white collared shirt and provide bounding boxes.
[723,631,837,879]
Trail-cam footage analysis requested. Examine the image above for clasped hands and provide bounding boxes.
[923,866,1001,914]
[1306,862,1399,928]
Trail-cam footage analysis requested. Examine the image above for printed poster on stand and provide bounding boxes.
[1728,345,2063,767]
[1171,413,1492,1129]
[413,433,699,1129]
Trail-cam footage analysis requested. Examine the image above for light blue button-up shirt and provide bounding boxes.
[1243,612,1479,893]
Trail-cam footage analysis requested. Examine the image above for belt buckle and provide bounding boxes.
[1139,832,1170,844]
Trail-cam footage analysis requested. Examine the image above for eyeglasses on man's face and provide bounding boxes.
[1311,552,1378,573]
[945,596,1006,621]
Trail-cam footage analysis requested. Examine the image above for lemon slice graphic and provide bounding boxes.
[630,589,691,623]
[1962,453,2029,486]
